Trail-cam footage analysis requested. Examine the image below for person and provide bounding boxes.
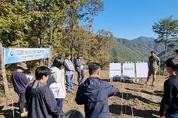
[145,51,160,86]
[63,53,75,92]
[159,58,178,118]
[75,62,118,118]
[74,53,84,85]
[25,66,63,118]
[61,110,84,118]
[11,62,30,117]
[47,57,66,111]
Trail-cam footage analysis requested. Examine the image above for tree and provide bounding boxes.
[82,0,104,62]
[152,16,178,74]
[96,29,113,66]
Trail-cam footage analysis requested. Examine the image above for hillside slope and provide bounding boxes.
[110,39,146,62]
[110,36,175,62]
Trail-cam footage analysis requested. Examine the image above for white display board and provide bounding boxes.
[123,63,135,79]
[136,62,148,78]
[109,63,121,79]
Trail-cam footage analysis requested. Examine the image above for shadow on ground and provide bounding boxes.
[0,103,27,118]
[109,104,159,118]
[116,91,160,105]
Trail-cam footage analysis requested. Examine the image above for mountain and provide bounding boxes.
[110,38,147,62]
[110,36,174,62]
[133,36,155,42]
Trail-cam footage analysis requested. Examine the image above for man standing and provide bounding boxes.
[75,62,118,118]
[64,53,75,92]
[25,66,63,118]
[11,63,30,117]
[74,53,84,85]
[145,51,160,86]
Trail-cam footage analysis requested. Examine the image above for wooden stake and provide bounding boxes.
[131,106,134,118]
[0,43,9,94]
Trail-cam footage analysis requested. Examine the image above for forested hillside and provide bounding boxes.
[110,39,146,62]
[110,36,174,62]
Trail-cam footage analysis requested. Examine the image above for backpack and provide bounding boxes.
[46,69,60,97]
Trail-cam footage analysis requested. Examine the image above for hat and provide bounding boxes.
[174,49,178,53]
[151,51,156,54]
[77,53,82,57]
[17,63,28,70]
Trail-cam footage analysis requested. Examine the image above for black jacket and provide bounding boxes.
[160,75,178,116]
[75,77,118,118]
[25,80,63,118]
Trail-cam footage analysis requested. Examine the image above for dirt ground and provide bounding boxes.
[0,70,167,118]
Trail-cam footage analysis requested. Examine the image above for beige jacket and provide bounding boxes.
[50,66,66,98]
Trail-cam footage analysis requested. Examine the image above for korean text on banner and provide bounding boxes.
[4,48,50,64]
[123,63,135,79]
[109,63,121,78]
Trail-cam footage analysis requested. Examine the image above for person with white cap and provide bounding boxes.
[11,62,30,117]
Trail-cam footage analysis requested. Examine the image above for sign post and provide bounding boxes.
[1,47,50,94]
[0,43,9,94]
[123,63,135,80]
[109,63,121,81]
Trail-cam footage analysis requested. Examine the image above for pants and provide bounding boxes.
[18,93,26,113]
[65,74,74,91]
[77,69,84,85]
[166,112,178,118]
[146,69,157,85]
[56,98,63,110]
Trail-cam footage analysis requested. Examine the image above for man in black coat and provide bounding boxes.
[75,62,118,118]
[25,66,63,118]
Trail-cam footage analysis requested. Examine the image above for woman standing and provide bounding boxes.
[48,57,66,111]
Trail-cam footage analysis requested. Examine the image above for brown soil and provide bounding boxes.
[0,70,167,118]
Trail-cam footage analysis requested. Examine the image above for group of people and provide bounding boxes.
[11,53,118,118]
[11,50,178,118]
[144,50,178,118]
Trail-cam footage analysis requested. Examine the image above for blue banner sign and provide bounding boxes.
[4,48,50,64]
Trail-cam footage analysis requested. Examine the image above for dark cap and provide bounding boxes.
[151,51,156,54]
[77,53,82,57]
[174,49,178,53]
[65,53,71,57]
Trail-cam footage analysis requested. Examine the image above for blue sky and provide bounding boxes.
[80,0,178,40]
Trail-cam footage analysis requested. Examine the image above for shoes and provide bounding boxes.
[151,84,155,87]
[20,111,27,117]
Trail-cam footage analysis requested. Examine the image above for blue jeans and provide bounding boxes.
[56,98,63,110]
[166,112,178,118]
[65,74,74,91]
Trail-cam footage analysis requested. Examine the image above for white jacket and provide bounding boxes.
[50,66,66,99]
